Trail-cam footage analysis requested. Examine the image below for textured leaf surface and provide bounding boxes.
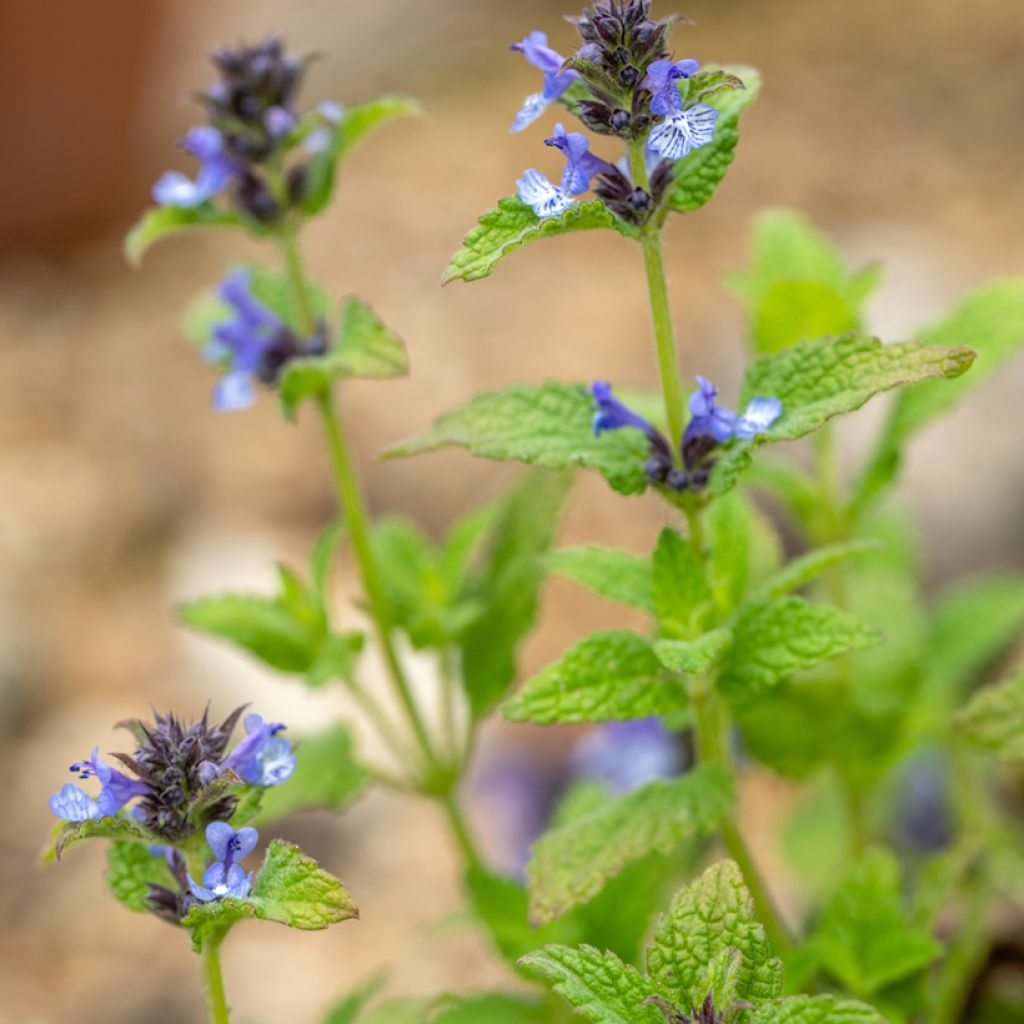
[105,841,176,913]
[742,334,976,442]
[708,491,752,613]
[519,945,662,1024]
[648,860,784,1007]
[459,471,570,717]
[549,546,654,613]
[527,766,732,925]
[812,849,942,994]
[856,278,1024,506]
[387,381,650,495]
[955,673,1024,761]
[125,205,245,265]
[43,814,158,864]
[652,528,713,640]
[653,630,732,675]
[718,597,882,700]
[747,997,887,1023]
[667,67,762,214]
[443,197,637,284]
[184,839,357,950]
[504,630,687,724]
[279,298,409,418]
[753,541,879,602]
[252,725,369,825]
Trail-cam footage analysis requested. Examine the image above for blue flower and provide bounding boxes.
[734,396,784,439]
[571,718,684,795]
[49,747,150,821]
[589,381,658,438]
[152,126,238,209]
[206,269,284,411]
[544,123,613,195]
[188,822,258,902]
[263,105,296,140]
[643,58,701,116]
[510,30,579,133]
[221,713,296,787]
[516,169,575,219]
[647,103,719,162]
[686,375,738,444]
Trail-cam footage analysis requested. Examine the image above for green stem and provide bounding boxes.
[316,390,437,767]
[929,879,990,1024]
[279,228,318,335]
[439,647,461,769]
[838,769,868,858]
[340,672,424,778]
[438,789,483,871]
[200,932,231,1024]
[629,139,686,453]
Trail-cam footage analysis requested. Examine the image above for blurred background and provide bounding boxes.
[1,0,1022,1021]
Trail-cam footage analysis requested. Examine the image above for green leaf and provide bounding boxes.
[386,381,650,496]
[310,522,343,602]
[718,597,882,701]
[518,945,662,1024]
[360,998,440,1024]
[443,197,638,285]
[647,860,783,1008]
[459,471,571,717]
[124,204,245,266]
[653,630,732,675]
[302,95,423,215]
[652,528,713,640]
[549,546,655,614]
[504,630,688,725]
[322,973,389,1024]
[747,997,887,1024]
[728,209,882,354]
[752,541,880,602]
[707,491,752,613]
[429,994,543,1024]
[526,766,732,925]
[180,593,325,674]
[811,849,942,995]
[42,814,158,864]
[855,278,1024,507]
[667,67,762,214]
[955,673,1024,761]
[106,841,176,914]
[183,838,358,951]
[251,725,369,825]
[743,334,976,442]
[279,298,409,419]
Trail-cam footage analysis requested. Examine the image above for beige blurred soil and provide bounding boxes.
[0,0,1022,1021]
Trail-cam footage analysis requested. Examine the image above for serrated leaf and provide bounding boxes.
[955,673,1024,761]
[504,630,687,725]
[855,278,1024,507]
[279,298,409,419]
[124,204,245,266]
[302,95,423,215]
[252,725,369,826]
[526,766,732,925]
[747,997,887,1024]
[718,597,882,701]
[519,945,662,1024]
[652,528,713,640]
[743,334,975,442]
[386,381,650,496]
[180,593,324,674]
[183,838,358,951]
[812,849,942,995]
[106,841,176,914]
[653,630,732,675]
[43,814,159,864]
[752,541,880,602]
[443,197,638,284]
[648,860,784,1008]
[708,491,752,613]
[459,471,571,717]
[549,546,655,613]
[666,67,761,214]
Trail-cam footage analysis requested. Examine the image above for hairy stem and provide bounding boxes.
[316,391,437,767]
[200,931,231,1024]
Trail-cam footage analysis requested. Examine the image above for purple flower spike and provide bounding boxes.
[221,713,296,787]
[589,381,657,438]
[152,126,238,209]
[49,782,100,822]
[545,124,613,196]
[571,719,684,795]
[643,58,701,116]
[510,30,579,133]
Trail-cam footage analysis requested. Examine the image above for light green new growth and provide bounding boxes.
[955,672,1024,761]
[548,546,655,613]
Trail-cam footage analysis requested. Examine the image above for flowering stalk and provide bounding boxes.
[200,932,231,1024]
